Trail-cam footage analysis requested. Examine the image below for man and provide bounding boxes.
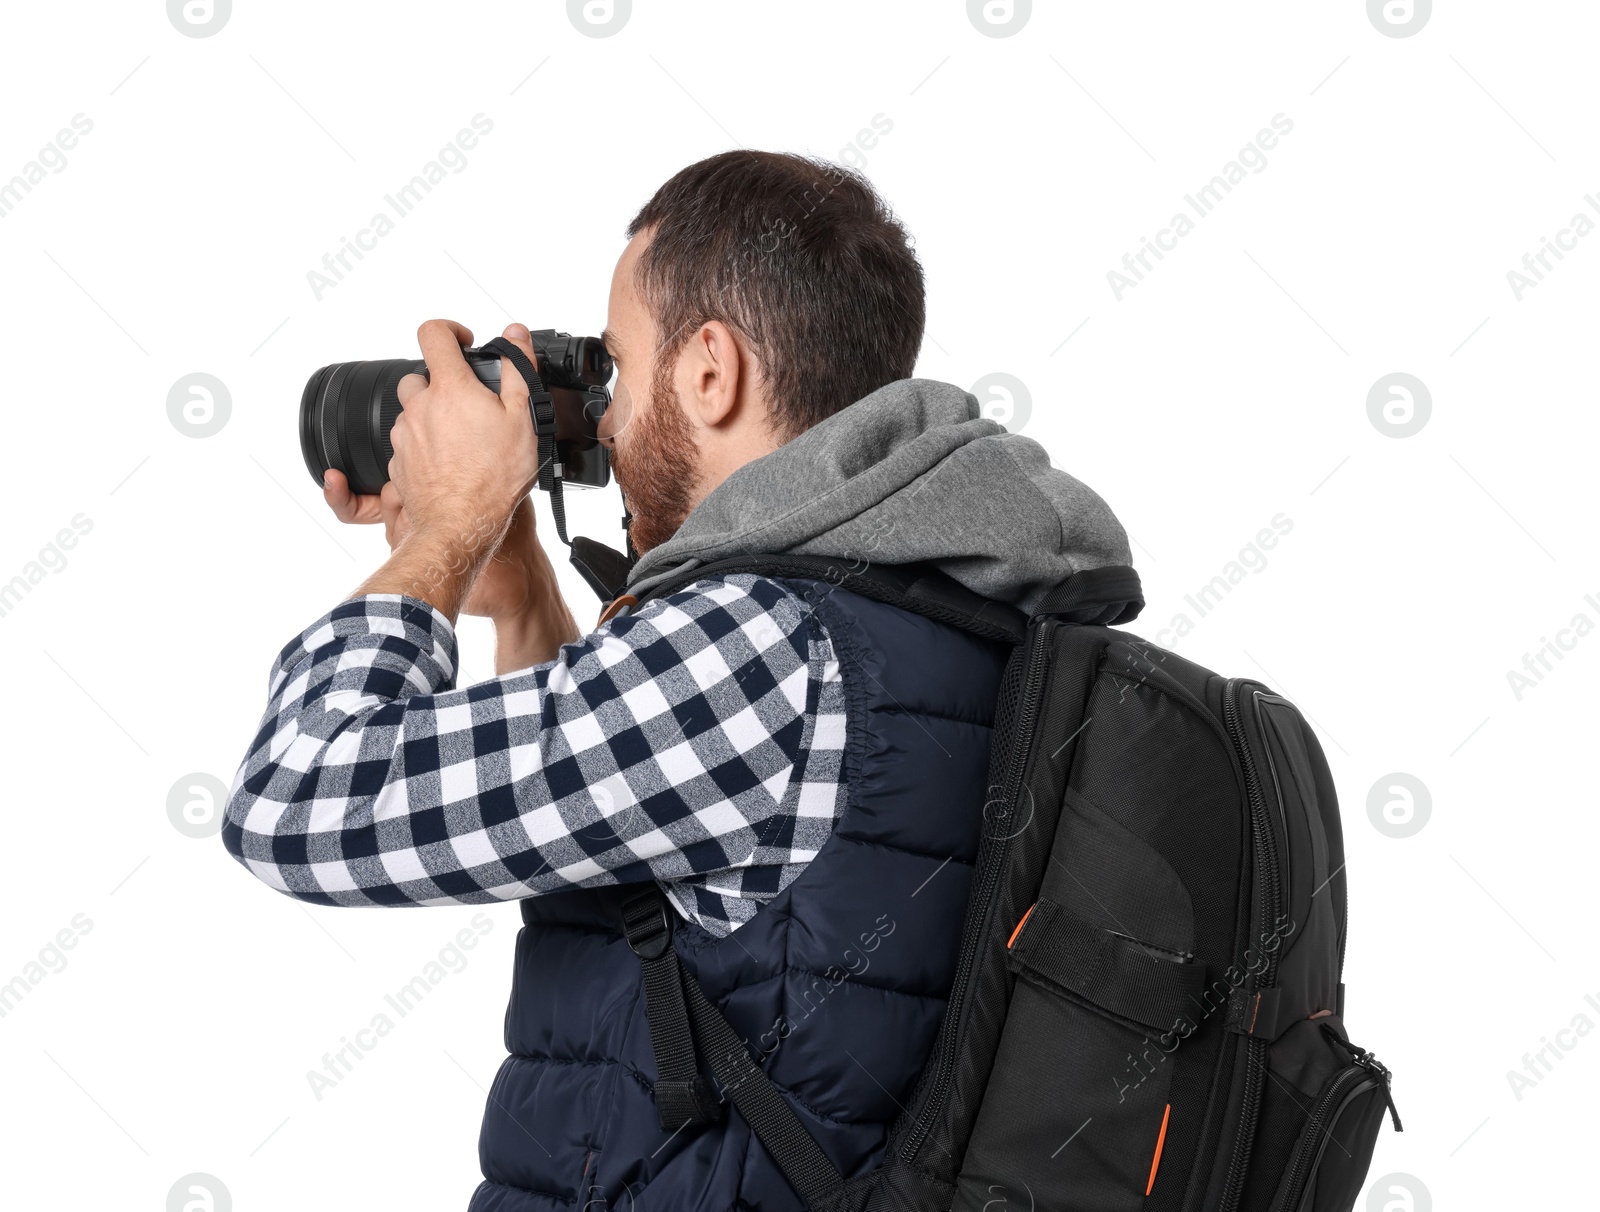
[223,150,1132,1210]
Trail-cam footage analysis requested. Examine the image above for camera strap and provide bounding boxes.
[478,336,573,547]
[478,335,638,604]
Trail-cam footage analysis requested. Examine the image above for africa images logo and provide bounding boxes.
[967,0,1031,38]
[166,0,230,37]
[568,0,631,37]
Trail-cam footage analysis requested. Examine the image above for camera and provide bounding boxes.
[299,329,613,497]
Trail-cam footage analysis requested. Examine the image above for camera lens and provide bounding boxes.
[299,359,417,495]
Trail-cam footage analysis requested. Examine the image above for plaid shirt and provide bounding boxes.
[222,575,846,936]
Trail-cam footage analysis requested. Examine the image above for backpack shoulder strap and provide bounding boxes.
[628,554,1027,643]
[620,886,842,1208]
[623,554,1143,643]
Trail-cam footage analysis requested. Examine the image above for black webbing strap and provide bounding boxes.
[1005,899,1208,1034]
[619,889,719,1129]
[680,972,842,1206]
[478,335,572,547]
[620,887,842,1207]
[629,554,1146,641]
[631,553,1029,644]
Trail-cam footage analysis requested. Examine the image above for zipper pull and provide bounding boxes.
[1357,1052,1403,1132]
[1320,1024,1403,1132]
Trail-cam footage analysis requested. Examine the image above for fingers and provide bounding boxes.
[379,481,409,550]
[415,318,474,389]
[396,372,427,404]
[496,323,537,414]
[323,468,385,524]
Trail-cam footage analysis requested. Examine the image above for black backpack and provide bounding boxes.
[624,555,1401,1212]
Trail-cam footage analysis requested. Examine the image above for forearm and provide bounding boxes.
[349,513,505,623]
[492,545,581,673]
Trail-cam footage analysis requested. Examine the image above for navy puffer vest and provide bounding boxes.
[469,579,1010,1211]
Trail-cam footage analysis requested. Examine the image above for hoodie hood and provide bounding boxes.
[624,378,1132,616]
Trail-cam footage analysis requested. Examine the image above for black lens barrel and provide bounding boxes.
[300,358,421,496]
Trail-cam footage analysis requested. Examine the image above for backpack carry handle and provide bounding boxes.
[1032,565,1144,626]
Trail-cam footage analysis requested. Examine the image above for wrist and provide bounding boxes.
[491,557,573,633]
[490,561,580,671]
[408,508,506,561]
[402,528,490,599]
[352,516,504,621]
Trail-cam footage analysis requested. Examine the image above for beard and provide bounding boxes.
[609,349,700,556]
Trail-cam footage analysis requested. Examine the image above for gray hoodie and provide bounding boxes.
[624,378,1132,616]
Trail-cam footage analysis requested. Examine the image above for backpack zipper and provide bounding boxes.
[1275,1066,1377,1211]
[1275,1037,1401,1211]
[899,620,1056,1164]
[1215,678,1283,1212]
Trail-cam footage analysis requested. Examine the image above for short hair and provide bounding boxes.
[626,150,925,438]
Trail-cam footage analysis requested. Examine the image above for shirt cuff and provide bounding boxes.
[274,592,461,695]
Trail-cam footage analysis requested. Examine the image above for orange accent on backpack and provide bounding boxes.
[1146,1103,1172,1195]
[1006,903,1036,949]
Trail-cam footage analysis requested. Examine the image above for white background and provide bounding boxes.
[0,1,1592,1208]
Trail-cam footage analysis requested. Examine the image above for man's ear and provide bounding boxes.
[677,320,743,430]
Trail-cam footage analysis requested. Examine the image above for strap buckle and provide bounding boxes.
[621,888,674,960]
[528,391,557,438]
[654,1076,721,1127]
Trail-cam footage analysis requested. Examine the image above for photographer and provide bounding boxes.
[223,150,1131,1210]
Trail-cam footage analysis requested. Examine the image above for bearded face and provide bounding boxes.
[607,343,701,556]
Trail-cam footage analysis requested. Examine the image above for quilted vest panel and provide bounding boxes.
[469,579,1011,1211]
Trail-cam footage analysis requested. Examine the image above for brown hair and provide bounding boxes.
[626,150,925,439]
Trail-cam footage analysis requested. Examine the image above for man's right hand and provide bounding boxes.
[323,323,581,670]
[322,323,547,621]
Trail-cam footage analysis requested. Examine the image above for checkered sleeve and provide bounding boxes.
[221,575,832,918]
